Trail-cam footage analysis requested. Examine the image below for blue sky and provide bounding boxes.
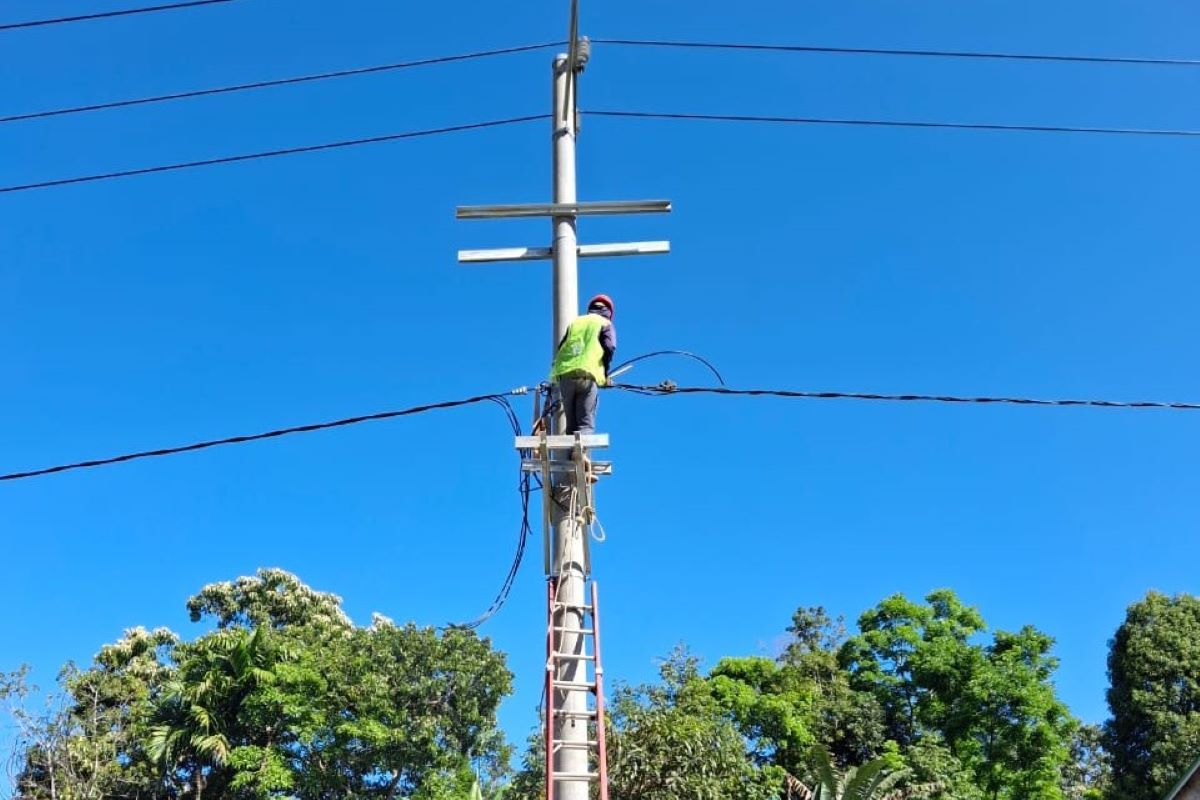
[2,0,1199,774]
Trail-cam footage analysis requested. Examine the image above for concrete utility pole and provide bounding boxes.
[551,55,580,358]
[548,53,590,800]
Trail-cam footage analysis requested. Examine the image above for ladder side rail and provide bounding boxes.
[591,581,611,800]
[540,436,553,574]
[546,578,557,800]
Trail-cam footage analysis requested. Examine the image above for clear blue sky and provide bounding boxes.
[2,0,1199,773]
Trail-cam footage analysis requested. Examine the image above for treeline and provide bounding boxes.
[3,569,1197,799]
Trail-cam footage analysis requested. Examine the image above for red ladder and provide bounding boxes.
[545,579,610,800]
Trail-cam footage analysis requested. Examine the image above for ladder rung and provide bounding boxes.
[553,773,599,781]
[552,627,595,634]
[552,740,599,749]
[553,602,594,612]
[554,680,596,691]
[554,710,597,718]
[552,653,596,661]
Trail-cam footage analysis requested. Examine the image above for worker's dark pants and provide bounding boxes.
[558,374,599,436]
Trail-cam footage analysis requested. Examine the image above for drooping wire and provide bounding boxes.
[609,350,726,386]
[0,115,546,194]
[0,0,240,32]
[0,43,561,126]
[0,390,529,483]
[452,395,534,630]
[587,109,1200,139]
[610,382,1200,411]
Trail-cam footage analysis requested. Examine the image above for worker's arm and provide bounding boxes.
[599,323,616,379]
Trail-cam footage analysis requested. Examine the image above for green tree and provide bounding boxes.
[1103,591,1200,800]
[5,627,179,799]
[607,650,781,800]
[148,626,303,798]
[707,607,884,772]
[841,590,1076,800]
[1061,724,1109,800]
[6,569,512,800]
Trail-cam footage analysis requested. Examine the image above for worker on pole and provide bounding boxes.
[550,294,616,436]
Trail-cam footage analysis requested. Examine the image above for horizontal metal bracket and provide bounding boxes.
[460,241,669,264]
[522,460,612,476]
[515,434,609,450]
[457,199,671,220]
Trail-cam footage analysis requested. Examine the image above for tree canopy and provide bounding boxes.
[5,569,511,800]
[9,576,1196,800]
[1104,591,1200,800]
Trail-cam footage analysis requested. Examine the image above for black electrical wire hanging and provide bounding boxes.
[609,350,727,386]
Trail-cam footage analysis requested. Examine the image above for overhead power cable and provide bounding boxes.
[0,43,561,125]
[609,350,727,385]
[588,110,1200,139]
[0,0,239,32]
[5,37,1190,128]
[0,115,546,194]
[0,389,529,483]
[611,382,1200,411]
[594,38,1200,68]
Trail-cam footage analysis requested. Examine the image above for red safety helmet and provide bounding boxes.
[588,294,615,317]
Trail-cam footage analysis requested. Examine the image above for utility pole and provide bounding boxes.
[547,53,590,800]
[456,26,670,800]
[551,54,579,359]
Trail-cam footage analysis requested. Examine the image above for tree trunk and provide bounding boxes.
[383,770,404,800]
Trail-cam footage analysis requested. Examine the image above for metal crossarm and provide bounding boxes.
[457,199,671,219]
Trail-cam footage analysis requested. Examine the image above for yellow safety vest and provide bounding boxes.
[550,314,610,384]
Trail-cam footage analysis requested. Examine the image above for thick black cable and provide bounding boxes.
[588,109,1200,139]
[452,395,532,631]
[611,383,1200,411]
[594,38,1200,68]
[0,0,238,32]
[0,43,561,125]
[0,115,546,194]
[0,391,519,482]
[610,350,726,386]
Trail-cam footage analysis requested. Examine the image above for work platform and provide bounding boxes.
[516,433,612,477]
[516,432,611,576]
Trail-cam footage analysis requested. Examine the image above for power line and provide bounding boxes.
[0,43,561,125]
[0,0,239,32]
[7,379,1198,484]
[611,382,1200,411]
[588,109,1200,139]
[609,350,727,385]
[594,37,1200,68]
[3,37,1190,129]
[0,389,529,483]
[0,115,546,194]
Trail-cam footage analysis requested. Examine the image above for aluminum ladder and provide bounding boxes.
[545,579,610,800]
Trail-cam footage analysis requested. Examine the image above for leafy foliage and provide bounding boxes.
[607,649,782,800]
[841,591,1076,800]
[1103,591,1200,800]
[790,743,920,800]
[6,569,512,799]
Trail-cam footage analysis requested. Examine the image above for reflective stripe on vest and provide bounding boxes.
[550,313,609,384]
